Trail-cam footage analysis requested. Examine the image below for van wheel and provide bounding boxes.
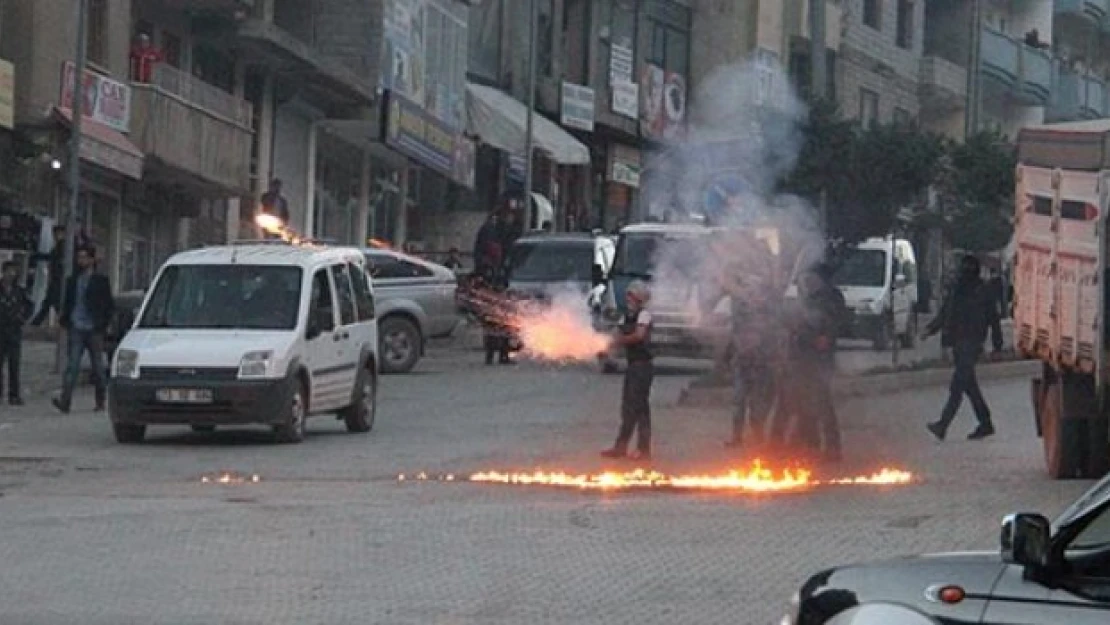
[113,423,146,444]
[274,383,307,444]
[340,368,377,433]
[380,317,421,374]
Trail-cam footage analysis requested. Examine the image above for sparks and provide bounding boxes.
[399,461,915,493]
[200,471,261,484]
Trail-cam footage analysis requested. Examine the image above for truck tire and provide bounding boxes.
[1041,375,1086,479]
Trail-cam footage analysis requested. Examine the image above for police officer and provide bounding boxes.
[601,280,655,460]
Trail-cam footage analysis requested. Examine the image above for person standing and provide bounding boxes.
[129,33,163,83]
[0,261,33,405]
[724,243,778,451]
[260,178,290,223]
[601,281,655,460]
[788,265,847,462]
[923,254,1003,441]
[52,246,114,414]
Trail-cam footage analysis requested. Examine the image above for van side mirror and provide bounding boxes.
[592,263,606,287]
[1001,513,1051,569]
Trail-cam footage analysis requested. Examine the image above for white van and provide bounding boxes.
[108,241,379,444]
[831,237,919,350]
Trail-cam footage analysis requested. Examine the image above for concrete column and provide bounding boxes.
[254,70,275,238]
[356,149,372,246]
[304,121,318,237]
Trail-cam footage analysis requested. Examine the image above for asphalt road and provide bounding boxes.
[0,347,1092,625]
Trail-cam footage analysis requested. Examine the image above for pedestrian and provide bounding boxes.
[787,264,847,462]
[260,179,290,223]
[30,225,67,326]
[922,254,1003,441]
[478,266,515,366]
[0,261,33,405]
[472,212,502,277]
[443,246,464,271]
[52,246,114,414]
[601,280,655,460]
[724,241,778,451]
[129,32,163,83]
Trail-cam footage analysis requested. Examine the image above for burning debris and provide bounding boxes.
[398,461,913,494]
[200,471,261,484]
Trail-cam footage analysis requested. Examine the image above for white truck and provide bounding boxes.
[1016,120,1110,479]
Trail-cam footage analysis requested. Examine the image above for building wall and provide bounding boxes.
[689,0,757,89]
[838,0,925,123]
[11,0,133,125]
[313,0,384,87]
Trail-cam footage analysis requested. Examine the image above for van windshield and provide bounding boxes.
[139,265,303,330]
[508,241,593,282]
[611,233,702,279]
[832,249,888,288]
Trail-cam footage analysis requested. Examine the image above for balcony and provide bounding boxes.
[128,64,253,195]
[1016,45,1053,105]
[1081,75,1108,118]
[919,56,968,113]
[979,26,1019,88]
[1054,0,1109,28]
[1048,66,1083,120]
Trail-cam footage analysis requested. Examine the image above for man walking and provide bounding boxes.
[52,246,114,414]
[0,261,32,405]
[923,254,1003,440]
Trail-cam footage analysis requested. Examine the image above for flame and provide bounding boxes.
[255,212,284,234]
[368,237,392,249]
[200,471,261,484]
[399,461,915,493]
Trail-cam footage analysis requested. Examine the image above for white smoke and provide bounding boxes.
[643,57,829,331]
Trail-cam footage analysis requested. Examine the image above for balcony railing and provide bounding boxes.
[1054,0,1110,27]
[979,26,1019,87]
[919,56,968,113]
[1017,45,1053,105]
[143,64,252,127]
[1081,75,1107,118]
[1048,65,1083,120]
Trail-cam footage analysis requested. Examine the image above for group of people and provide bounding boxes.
[0,225,116,415]
[597,243,1005,463]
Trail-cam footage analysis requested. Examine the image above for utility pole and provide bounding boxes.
[57,0,88,372]
[522,0,538,232]
[809,0,829,232]
[964,0,982,139]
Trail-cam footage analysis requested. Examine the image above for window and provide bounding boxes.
[466,0,501,80]
[537,0,554,77]
[365,253,434,279]
[645,1,691,77]
[161,31,182,68]
[310,269,336,333]
[87,0,109,66]
[863,0,881,29]
[893,107,912,124]
[832,249,888,288]
[330,264,357,326]
[139,265,303,330]
[610,0,637,70]
[508,242,594,282]
[859,88,879,128]
[896,0,913,49]
[348,262,376,321]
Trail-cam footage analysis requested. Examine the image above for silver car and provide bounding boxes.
[362,248,461,373]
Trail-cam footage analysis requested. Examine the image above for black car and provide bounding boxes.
[786,476,1110,623]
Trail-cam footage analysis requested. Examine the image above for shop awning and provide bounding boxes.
[54,107,144,180]
[465,83,590,166]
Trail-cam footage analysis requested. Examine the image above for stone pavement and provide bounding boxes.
[0,346,1092,625]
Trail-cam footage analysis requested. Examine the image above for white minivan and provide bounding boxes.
[109,242,379,444]
[831,237,919,350]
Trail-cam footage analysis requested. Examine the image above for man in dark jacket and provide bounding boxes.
[0,261,33,405]
[922,254,1003,440]
[53,246,114,414]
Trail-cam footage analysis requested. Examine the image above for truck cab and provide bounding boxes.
[1016,120,1110,479]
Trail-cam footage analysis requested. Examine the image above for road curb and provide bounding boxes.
[676,359,1041,407]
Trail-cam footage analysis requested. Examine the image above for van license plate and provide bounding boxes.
[156,388,213,404]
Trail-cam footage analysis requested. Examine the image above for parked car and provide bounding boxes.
[109,242,380,444]
[783,473,1110,624]
[506,232,616,302]
[362,248,461,374]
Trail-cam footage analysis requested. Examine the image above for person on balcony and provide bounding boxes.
[130,33,163,84]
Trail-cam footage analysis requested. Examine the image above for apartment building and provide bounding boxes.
[1048,1,1110,123]
[0,0,479,291]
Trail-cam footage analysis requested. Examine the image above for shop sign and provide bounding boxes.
[384,93,474,189]
[609,144,641,188]
[609,44,633,85]
[611,81,638,119]
[59,62,131,133]
[0,60,14,130]
[561,82,595,132]
[641,63,686,141]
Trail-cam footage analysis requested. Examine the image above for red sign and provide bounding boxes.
[59,62,131,133]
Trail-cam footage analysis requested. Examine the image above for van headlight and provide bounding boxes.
[113,349,139,379]
[779,591,800,625]
[238,350,273,379]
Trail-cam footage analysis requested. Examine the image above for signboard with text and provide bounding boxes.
[59,62,131,133]
[561,82,595,132]
[384,93,474,189]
